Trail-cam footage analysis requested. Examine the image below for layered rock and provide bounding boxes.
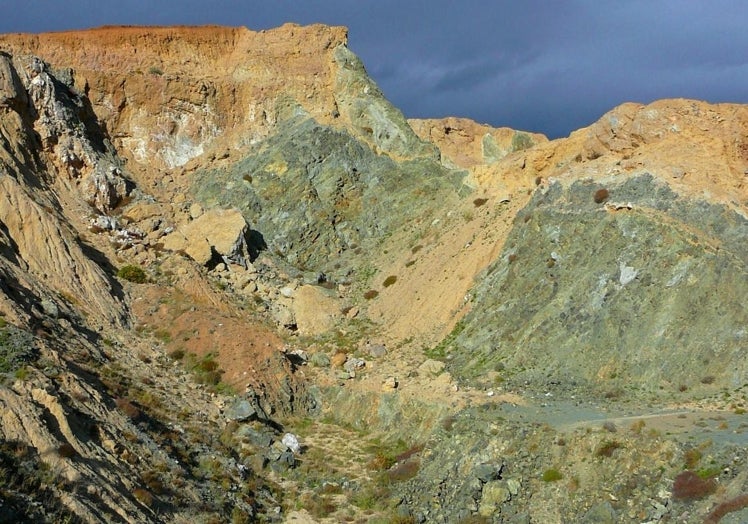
[0,24,437,176]
[0,54,128,327]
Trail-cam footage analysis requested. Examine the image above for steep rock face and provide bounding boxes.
[0,24,437,176]
[0,54,127,327]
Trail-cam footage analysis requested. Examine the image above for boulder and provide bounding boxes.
[309,352,331,368]
[343,357,365,373]
[479,480,511,516]
[81,165,128,213]
[162,208,250,267]
[366,343,387,358]
[224,398,257,422]
[291,285,339,335]
[382,376,398,391]
[281,433,301,454]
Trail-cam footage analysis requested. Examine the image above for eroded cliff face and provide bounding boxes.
[0,24,436,175]
[0,51,128,330]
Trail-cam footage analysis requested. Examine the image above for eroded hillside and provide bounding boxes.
[0,23,746,524]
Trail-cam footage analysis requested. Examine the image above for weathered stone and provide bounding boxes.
[309,352,331,368]
[343,357,365,373]
[224,399,257,422]
[162,208,250,267]
[478,480,510,516]
[235,425,273,448]
[506,478,521,496]
[450,174,748,390]
[382,377,398,391]
[291,285,339,335]
[474,463,501,483]
[40,299,59,318]
[418,359,446,376]
[367,343,387,358]
[582,501,617,524]
[189,202,204,219]
[0,52,28,110]
[281,433,301,454]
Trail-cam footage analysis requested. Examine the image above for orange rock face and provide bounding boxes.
[0,24,349,173]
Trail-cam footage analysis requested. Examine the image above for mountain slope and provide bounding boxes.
[0,23,746,524]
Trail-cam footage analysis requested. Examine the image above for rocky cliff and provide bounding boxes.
[0,24,746,524]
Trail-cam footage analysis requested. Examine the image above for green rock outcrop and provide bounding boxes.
[191,109,464,274]
[448,174,748,391]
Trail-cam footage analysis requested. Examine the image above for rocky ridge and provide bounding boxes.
[0,23,745,524]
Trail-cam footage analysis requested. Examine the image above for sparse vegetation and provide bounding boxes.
[593,188,610,204]
[132,487,154,506]
[425,319,465,360]
[542,468,563,482]
[185,352,224,386]
[117,264,147,283]
[0,323,36,376]
[153,329,172,344]
[595,440,623,458]
[704,494,748,524]
[672,470,717,500]
[511,132,533,151]
[168,348,186,360]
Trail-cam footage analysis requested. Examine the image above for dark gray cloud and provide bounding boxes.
[1,0,746,138]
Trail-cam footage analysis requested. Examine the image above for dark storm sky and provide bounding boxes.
[2,0,746,138]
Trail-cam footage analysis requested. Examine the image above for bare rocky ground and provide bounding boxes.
[0,24,746,524]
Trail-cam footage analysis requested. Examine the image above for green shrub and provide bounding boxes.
[593,188,610,204]
[684,447,702,469]
[117,265,147,283]
[595,440,623,458]
[511,132,533,152]
[132,487,154,506]
[367,453,395,471]
[542,468,563,482]
[168,349,186,360]
[0,324,36,374]
[364,289,379,300]
[153,329,172,344]
[382,275,398,288]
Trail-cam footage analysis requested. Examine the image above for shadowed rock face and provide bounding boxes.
[449,174,748,390]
